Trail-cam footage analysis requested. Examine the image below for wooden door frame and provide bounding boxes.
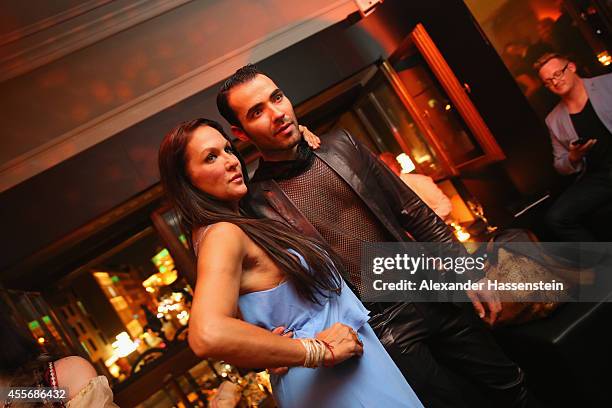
[389,23,505,173]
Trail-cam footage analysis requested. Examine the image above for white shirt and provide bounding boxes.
[399,173,452,220]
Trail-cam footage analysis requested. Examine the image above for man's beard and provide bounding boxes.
[274,123,300,151]
[267,136,300,153]
[247,119,301,152]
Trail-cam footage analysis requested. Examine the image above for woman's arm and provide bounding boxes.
[188,222,305,368]
[188,222,362,369]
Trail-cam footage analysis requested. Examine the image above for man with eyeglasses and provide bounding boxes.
[533,53,612,241]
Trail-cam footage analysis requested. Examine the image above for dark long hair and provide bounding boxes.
[158,118,342,302]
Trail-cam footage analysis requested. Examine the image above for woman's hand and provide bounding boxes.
[299,125,321,150]
[315,323,363,366]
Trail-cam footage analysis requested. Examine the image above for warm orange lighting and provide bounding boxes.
[361,14,398,55]
[108,364,121,378]
[142,274,160,288]
[37,337,46,344]
[597,51,611,66]
[450,223,471,242]
[530,4,562,21]
[159,269,178,286]
[142,270,178,289]
[112,332,137,358]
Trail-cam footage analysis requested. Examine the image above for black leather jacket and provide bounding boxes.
[248,128,457,246]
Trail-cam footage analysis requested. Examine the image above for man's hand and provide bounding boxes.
[466,278,502,326]
[568,139,596,165]
[267,326,293,375]
[299,125,321,149]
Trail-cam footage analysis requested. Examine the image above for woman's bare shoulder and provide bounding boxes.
[201,222,246,242]
[196,222,248,254]
[206,221,244,235]
[54,356,97,399]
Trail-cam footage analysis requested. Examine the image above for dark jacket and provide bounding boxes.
[248,128,457,246]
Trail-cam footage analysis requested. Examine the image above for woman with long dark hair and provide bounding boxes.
[158,118,423,407]
[0,313,118,407]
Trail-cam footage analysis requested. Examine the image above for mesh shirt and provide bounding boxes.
[276,156,393,298]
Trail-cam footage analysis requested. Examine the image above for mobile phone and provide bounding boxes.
[572,138,589,146]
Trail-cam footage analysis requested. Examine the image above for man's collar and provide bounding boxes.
[251,139,315,182]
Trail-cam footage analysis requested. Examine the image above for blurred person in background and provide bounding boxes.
[535,53,612,241]
[378,152,452,221]
[0,313,118,407]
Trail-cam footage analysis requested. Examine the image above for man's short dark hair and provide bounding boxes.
[532,52,571,73]
[216,64,264,127]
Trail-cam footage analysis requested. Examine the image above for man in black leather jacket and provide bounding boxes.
[216,64,536,407]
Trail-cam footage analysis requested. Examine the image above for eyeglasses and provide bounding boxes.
[542,63,570,86]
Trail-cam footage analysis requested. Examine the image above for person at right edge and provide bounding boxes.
[216,64,538,408]
[534,53,612,241]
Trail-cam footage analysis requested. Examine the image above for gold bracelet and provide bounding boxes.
[299,338,327,368]
[313,339,326,367]
[299,339,313,368]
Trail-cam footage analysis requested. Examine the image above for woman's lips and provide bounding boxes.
[230,175,243,183]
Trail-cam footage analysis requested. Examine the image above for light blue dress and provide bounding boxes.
[238,251,424,408]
